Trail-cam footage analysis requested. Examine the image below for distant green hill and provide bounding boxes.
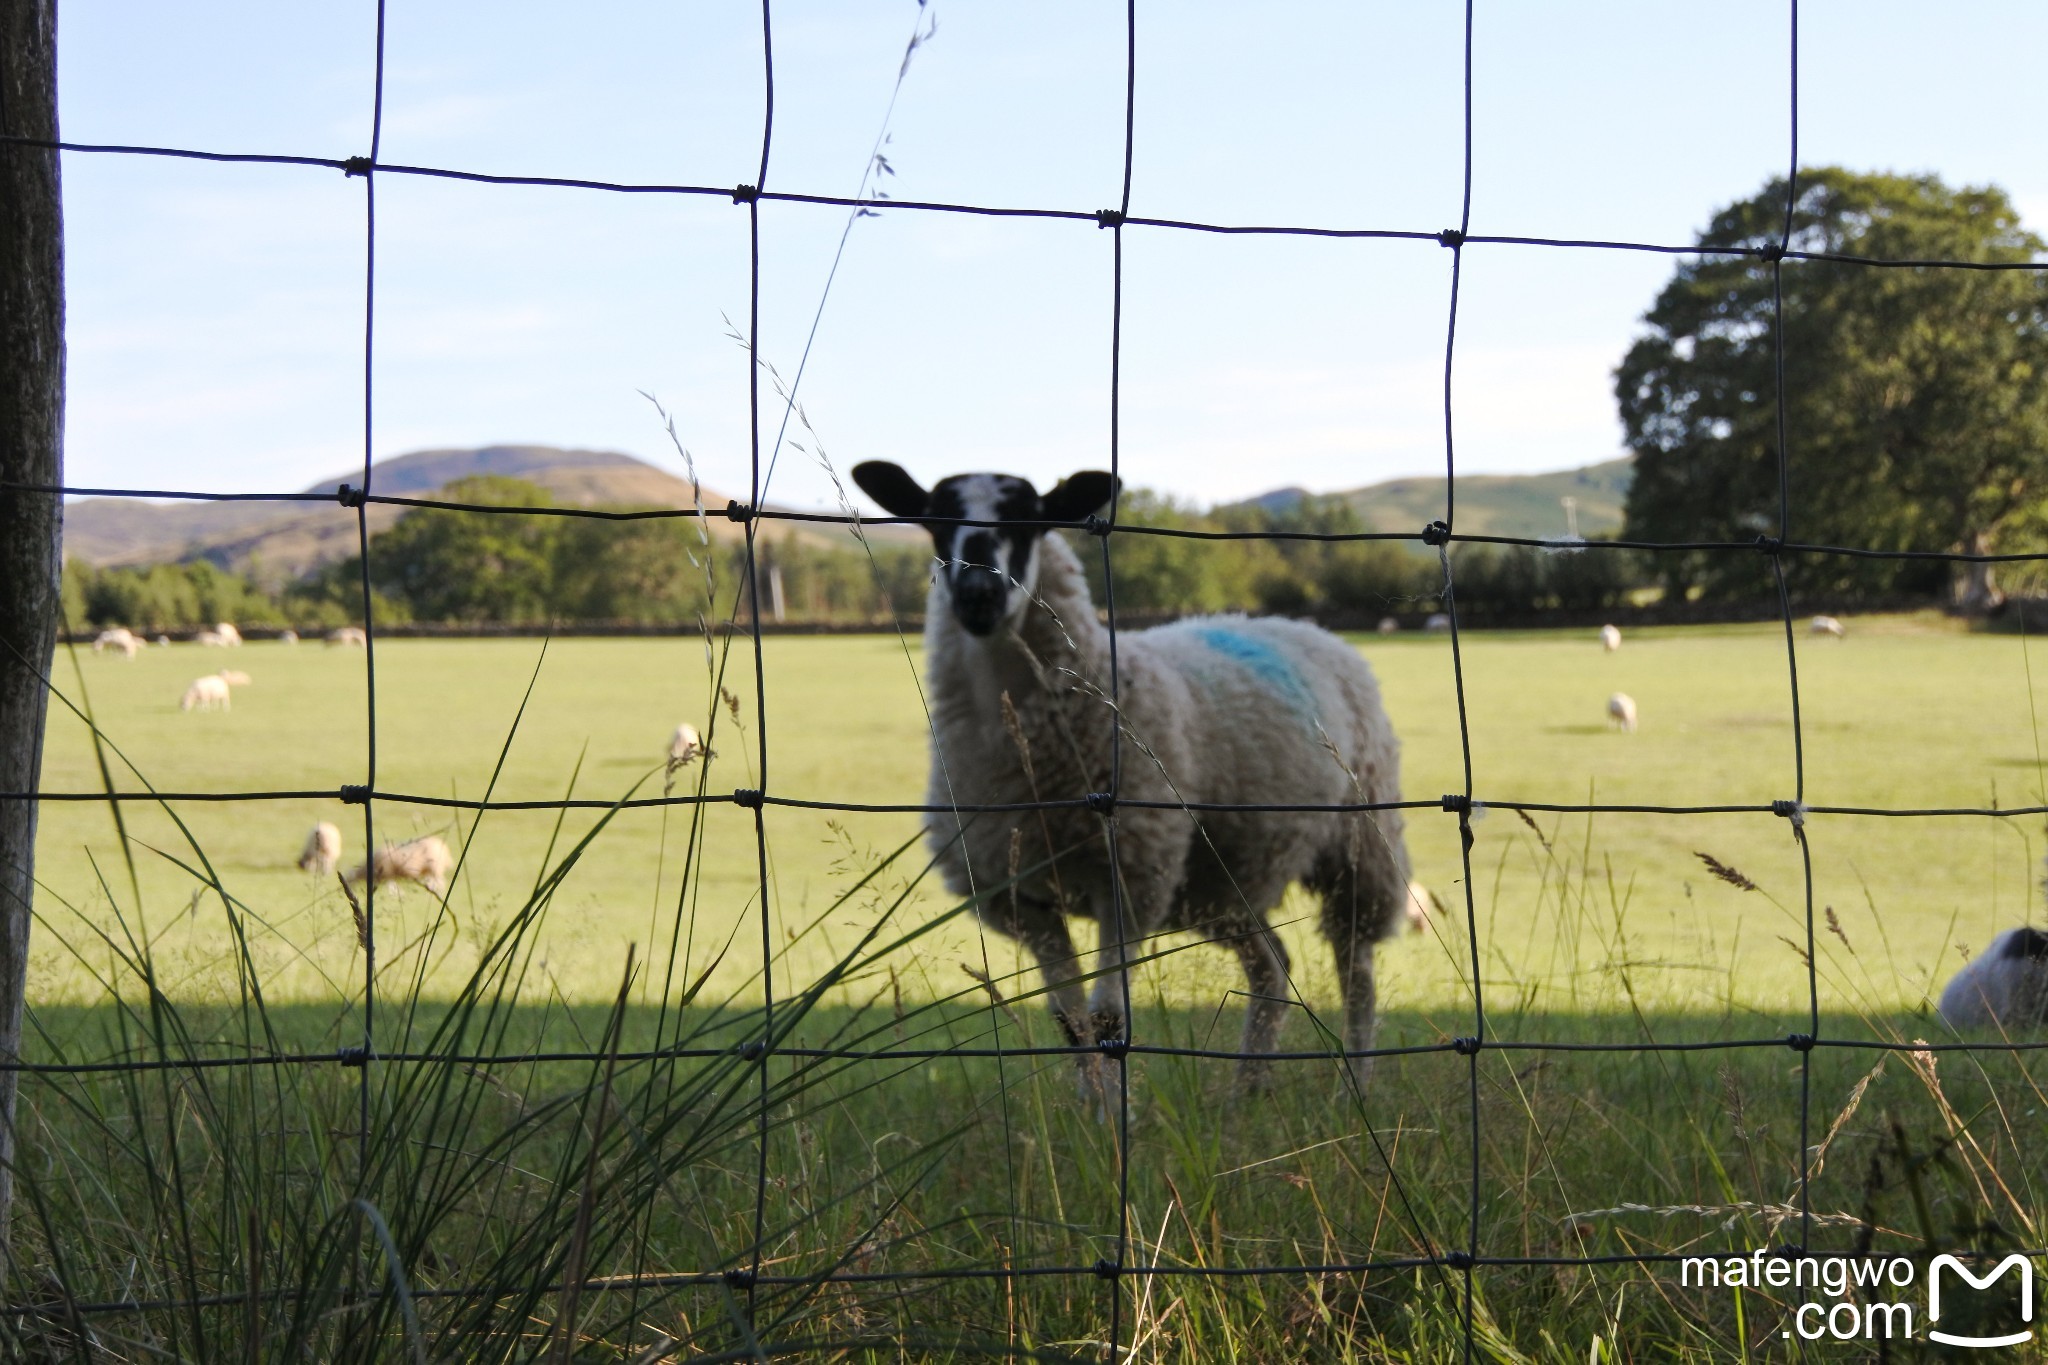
[1241,457,1633,544]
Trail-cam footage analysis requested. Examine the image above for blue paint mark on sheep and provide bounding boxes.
[1192,627,1314,712]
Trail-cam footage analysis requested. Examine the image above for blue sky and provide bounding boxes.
[57,1,2048,512]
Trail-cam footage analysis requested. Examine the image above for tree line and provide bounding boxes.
[64,474,1645,632]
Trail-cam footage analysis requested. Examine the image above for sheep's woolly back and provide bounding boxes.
[921,531,1410,944]
[348,835,454,895]
[1939,927,2048,1029]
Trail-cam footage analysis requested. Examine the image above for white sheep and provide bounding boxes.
[179,675,231,712]
[1599,624,1622,652]
[1938,927,2048,1030]
[1607,691,1638,732]
[93,627,140,658]
[1424,612,1452,633]
[214,622,243,647]
[279,629,299,645]
[327,626,367,647]
[1810,615,1846,638]
[1376,616,1399,635]
[154,635,171,647]
[853,461,1413,1095]
[667,723,704,768]
[298,822,343,877]
[194,629,228,647]
[1404,881,1437,935]
[346,835,454,897]
[217,669,252,687]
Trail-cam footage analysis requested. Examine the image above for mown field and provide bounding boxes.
[17,617,2048,1360]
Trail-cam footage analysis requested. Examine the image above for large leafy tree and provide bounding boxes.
[1618,168,2048,607]
[370,474,563,622]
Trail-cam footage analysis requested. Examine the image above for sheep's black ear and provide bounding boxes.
[2005,927,2048,961]
[1041,471,1119,524]
[851,461,930,519]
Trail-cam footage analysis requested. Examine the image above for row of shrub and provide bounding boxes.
[66,475,1660,631]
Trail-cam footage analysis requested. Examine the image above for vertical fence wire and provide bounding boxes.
[6,0,2048,1356]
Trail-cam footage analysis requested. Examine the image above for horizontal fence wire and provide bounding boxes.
[13,0,2048,1353]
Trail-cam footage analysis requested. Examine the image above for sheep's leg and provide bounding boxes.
[1315,835,1399,1095]
[1216,907,1293,1094]
[1011,911,1090,1054]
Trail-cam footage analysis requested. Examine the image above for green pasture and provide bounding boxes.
[19,617,2048,1359]
[31,614,2048,1036]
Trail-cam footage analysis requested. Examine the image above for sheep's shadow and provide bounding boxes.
[1543,724,1611,736]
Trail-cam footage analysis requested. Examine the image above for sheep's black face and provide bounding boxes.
[850,462,1118,638]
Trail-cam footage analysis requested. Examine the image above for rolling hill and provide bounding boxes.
[66,446,1636,585]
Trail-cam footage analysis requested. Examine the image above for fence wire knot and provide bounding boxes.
[1095,209,1123,229]
[1082,512,1113,537]
[1437,228,1465,248]
[335,483,367,508]
[1096,1036,1129,1059]
[731,184,757,204]
[724,499,754,523]
[731,788,764,810]
[1092,1258,1121,1280]
[1441,793,1470,814]
[339,784,370,805]
[1450,1036,1482,1056]
[1757,241,1787,264]
[1444,1249,1476,1271]
[737,1040,767,1063]
[1785,1033,1815,1053]
[1085,791,1116,815]
[1753,533,1783,554]
[1421,520,1451,546]
[722,1267,756,1289]
[1772,799,1807,828]
[340,155,372,178]
[336,1046,369,1068]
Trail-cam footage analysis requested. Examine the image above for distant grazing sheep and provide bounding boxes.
[667,723,704,767]
[1939,927,2048,1030]
[217,669,252,687]
[195,629,228,647]
[180,675,231,712]
[1809,615,1846,638]
[853,460,1413,1095]
[1376,616,1399,635]
[154,635,171,647]
[214,622,243,646]
[347,835,453,896]
[298,822,342,877]
[279,629,299,645]
[1424,612,1452,633]
[1404,881,1438,935]
[93,627,140,658]
[1599,624,1622,652]
[327,627,368,647]
[1607,692,1638,733]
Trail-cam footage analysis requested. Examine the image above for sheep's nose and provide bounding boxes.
[950,568,1007,635]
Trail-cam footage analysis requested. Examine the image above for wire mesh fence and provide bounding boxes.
[7,0,2048,1359]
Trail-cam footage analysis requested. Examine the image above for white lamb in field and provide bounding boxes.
[1376,616,1399,635]
[346,835,454,896]
[1939,927,2048,1030]
[298,821,343,877]
[853,461,1414,1095]
[1607,692,1638,733]
[214,622,243,647]
[1404,881,1437,935]
[1809,615,1846,638]
[195,629,228,647]
[154,635,170,647]
[180,675,231,712]
[667,723,705,768]
[327,627,367,647]
[93,627,140,658]
[1599,624,1622,652]
[217,669,252,687]
[1424,612,1452,633]
[279,629,299,645]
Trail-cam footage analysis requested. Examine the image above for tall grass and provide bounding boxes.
[11,643,2044,1360]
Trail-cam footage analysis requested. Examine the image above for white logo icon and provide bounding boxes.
[1929,1254,2034,1348]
